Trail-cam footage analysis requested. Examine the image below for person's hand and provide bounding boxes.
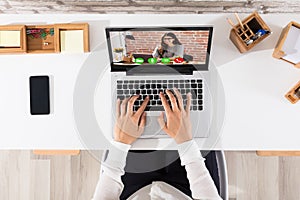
[157,89,192,144]
[114,95,149,145]
[157,45,163,53]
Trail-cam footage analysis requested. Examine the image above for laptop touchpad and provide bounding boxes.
[141,116,165,138]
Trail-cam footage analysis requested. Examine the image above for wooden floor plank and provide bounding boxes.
[236,151,258,200]
[0,151,10,200]
[30,160,50,200]
[50,155,72,200]
[224,151,238,199]
[279,157,300,200]
[8,151,31,200]
[257,154,279,200]
[71,151,101,200]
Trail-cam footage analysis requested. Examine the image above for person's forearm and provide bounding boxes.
[178,140,222,200]
[92,141,131,200]
[92,166,124,200]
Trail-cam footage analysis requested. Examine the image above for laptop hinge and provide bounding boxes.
[126,66,193,76]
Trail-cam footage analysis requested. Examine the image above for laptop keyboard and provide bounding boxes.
[116,79,203,111]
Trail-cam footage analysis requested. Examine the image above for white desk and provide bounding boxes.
[1,14,300,150]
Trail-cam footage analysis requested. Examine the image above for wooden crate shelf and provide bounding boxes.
[0,23,89,54]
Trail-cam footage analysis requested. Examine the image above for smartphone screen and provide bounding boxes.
[29,76,50,115]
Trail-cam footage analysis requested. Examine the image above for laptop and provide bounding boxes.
[106,26,213,138]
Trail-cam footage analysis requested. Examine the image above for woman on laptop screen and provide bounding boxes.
[153,32,184,62]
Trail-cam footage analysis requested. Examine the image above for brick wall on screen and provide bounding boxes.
[126,31,208,62]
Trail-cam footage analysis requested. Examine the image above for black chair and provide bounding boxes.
[202,150,228,200]
[101,150,228,200]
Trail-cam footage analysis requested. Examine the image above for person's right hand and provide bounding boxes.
[157,88,193,144]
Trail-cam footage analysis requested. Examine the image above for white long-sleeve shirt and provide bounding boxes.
[92,140,222,200]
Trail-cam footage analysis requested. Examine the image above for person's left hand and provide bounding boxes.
[114,95,149,145]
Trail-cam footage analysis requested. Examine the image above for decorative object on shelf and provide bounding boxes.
[123,53,133,63]
[113,47,124,62]
[113,47,124,53]
[26,28,54,40]
[228,11,271,53]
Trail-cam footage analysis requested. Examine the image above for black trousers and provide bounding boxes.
[120,150,220,200]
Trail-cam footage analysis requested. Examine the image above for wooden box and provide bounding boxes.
[54,23,89,53]
[273,21,300,68]
[0,25,26,53]
[229,11,271,53]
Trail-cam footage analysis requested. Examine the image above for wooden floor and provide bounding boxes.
[225,151,300,200]
[0,151,102,200]
[0,151,300,200]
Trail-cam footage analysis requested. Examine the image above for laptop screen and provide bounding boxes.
[105,26,213,72]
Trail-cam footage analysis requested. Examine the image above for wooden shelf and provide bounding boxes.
[0,23,89,54]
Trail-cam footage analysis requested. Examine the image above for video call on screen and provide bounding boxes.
[109,30,210,65]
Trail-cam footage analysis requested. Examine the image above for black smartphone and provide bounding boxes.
[29,76,50,115]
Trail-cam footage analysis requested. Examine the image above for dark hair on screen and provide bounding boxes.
[161,32,182,50]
